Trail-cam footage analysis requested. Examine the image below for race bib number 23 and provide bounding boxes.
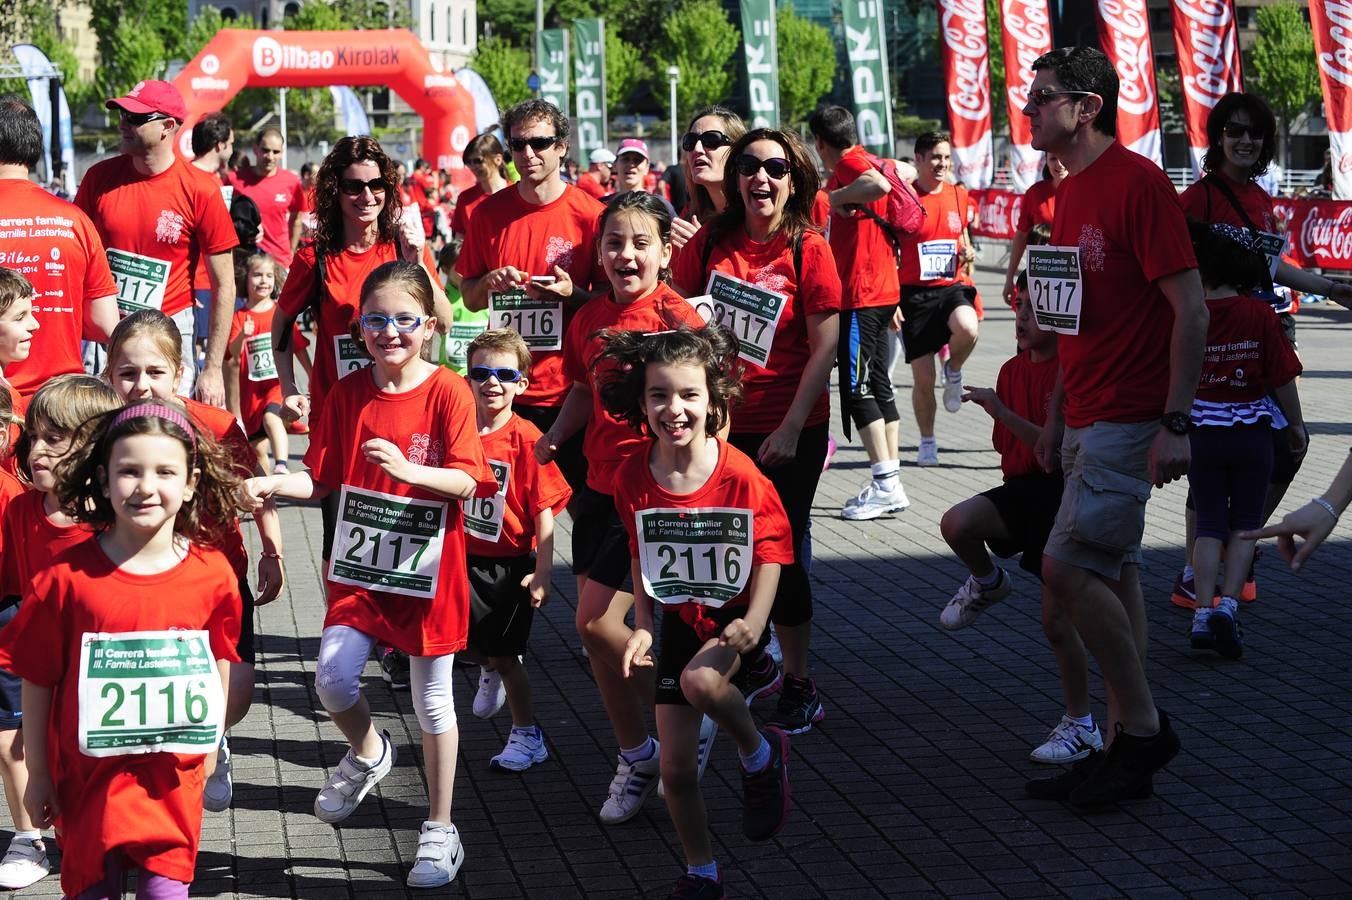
[636,507,753,608]
[1026,245,1083,336]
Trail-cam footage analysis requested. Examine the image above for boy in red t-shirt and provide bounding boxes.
[463,330,571,771]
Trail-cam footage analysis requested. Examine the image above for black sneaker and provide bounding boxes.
[733,650,782,705]
[742,727,791,841]
[380,647,410,691]
[1069,709,1179,810]
[668,872,725,900]
[765,674,824,735]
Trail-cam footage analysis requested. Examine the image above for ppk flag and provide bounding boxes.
[999,0,1053,191]
[842,0,895,156]
[1311,2,1352,200]
[1095,0,1164,167]
[938,0,994,188]
[1172,0,1243,178]
[573,18,607,156]
[537,29,570,117]
[740,0,780,128]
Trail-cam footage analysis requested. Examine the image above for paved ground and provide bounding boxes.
[4,265,1351,899]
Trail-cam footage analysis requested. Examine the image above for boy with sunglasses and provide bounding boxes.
[462,329,572,771]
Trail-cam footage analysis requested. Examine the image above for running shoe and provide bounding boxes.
[490,726,548,772]
[734,649,782,704]
[669,872,726,900]
[1170,572,1219,610]
[742,726,791,840]
[203,735,233,812]
[766,674,824,735]
[473,666,507,718]
[942,362,963,413]
[939,569,1012,630]
[598,744,661,825]
[1241,548,1259,602]
[1190,608,1216,651]
[916,440,939,467]
[1068,711,1178,810]
[841,481,909,521]
[1209,596,1244,660]
[1029,714,1103,764]
[314,731,396,824]
[0,836,49,890]
[287,420,310,435]
[380,647,410,691]
[406,822,463,888]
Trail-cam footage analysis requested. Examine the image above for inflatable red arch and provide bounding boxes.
[171,28,477,187]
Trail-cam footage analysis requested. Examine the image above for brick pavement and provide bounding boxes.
[4,268,1351,899]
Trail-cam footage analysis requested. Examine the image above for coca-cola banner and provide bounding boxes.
[999,0,1053,192]
[968,188,1022,240]
[1095,0,1164,167]
[939,0,994,188]
[1171,0,1243,178]
[1310,2,1352,200]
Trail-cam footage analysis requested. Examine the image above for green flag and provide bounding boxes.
[739,0,780,128]
[842,0,894,155]
[573,18,607,155]
[537,28,570,117]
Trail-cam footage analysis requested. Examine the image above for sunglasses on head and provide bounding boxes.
[1222,122,1263,140]
[468,366,525,383]
[340,177,388,196]
[1027,89,1093,107]
[508,135,558,153]
[359,312,423,333]
[119,110,171,127]
[681,130,734,153]
[734,155,791,180]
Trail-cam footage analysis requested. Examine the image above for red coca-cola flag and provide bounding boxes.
[969,188,1023,239]
[938,0,994,188]
[1172,0,1243,178]
[1273,198,1352,271]
[1000,0,1053,192]
[1310,2,1352,200]
[1095,0,1163,167]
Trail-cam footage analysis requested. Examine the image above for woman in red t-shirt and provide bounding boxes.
[671,127,842,736]
[450,132,511,241]
[1002,154,1067,305]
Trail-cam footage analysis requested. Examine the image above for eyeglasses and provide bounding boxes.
[681,130,734,153]
[734,155,792,180]
[359,312,424,332]
[508,136,559,153]
[464,156,484,165]
[1027,89,1093,107]
[119,110,171,127]
[1222,122,1263,140]
[340,177,388,196]
[467,366,525,383]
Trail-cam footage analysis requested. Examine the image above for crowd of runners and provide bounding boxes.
[0,42,1348,900]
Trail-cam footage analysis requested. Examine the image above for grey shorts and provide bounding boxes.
[1044,420,1156,581]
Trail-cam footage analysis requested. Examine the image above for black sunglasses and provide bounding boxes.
[734,155,792,180]
[119,110,171,127]
[468,366,525,383]
[1027,89,1093,107]
[340,177,388,196]
[1222,122,1263,140]
[508,136,559,153]
[681,130,734,153]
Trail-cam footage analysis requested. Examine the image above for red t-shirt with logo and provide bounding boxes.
[456,184,607,407]
[226,168,307,270]
[304,366,497,655]
[1051,142,1198,428]
[1018,178,1058,233]
[672,228,842,434]
[1196,295,1302,404]
[228,304,310,436]
[826,147,901,311]
[0,180,117,396]
[1179,171,1276,232]
[898,182,969,288]
[74,156,238,317]
[563,283,705,492]
[994,351,1059,480]
[465,414,571,558]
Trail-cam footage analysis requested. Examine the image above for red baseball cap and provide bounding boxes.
[105,80,187,121]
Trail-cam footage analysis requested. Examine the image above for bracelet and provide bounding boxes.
[260,551,284,560]
[1312,497,1340,522]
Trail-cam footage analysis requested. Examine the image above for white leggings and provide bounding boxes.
[314,625,458,735]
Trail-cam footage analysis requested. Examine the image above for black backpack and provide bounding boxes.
[230,191,262,253]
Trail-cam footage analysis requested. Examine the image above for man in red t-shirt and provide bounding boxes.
[574,148,613,200]
[0,96,118,397]
[809,106,910,521]
[75,80,237,406]
[225,126,306,272]
[1020,47,1207,810]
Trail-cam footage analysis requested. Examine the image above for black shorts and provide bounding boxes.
[467,552,537,658]
[515,404,589,494]
[569,485,633,589]
[980,471,1065,579]
[655,603,769,707]
[236,576,257,666]
[899,283,976,363]
[0,602,21,729]
[321,491,340,560]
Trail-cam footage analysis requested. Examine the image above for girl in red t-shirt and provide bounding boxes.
[598,326,795,898]
[0,401,244,899]
[243,261,496,889]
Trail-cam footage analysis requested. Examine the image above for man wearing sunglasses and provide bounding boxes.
[74,80,238,407]
[1020,47,1206,811]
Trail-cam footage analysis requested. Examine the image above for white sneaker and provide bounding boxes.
[406,821,464,888]
[1029,714,1104,764]
[0,836,49,890]
[916,441,939,467]
[660,715,717,799]
[314,731,396,824]
[841,481,910,521]
[598,743,661,825]
[490,726,549,772]
[939,569,1012,630]
[473,666,506,718]
[766,626,783,665]
[942,362,963,413]
[203,735,233,812]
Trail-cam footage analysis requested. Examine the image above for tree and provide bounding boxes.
[605,31,644,121]
[89,0,186,96]
[1249,0,1321,165]
[185,7,256,60]
[471,36,533,111]
[776,4,834,128]
[984,0,1006,134]
[651,0,740,127]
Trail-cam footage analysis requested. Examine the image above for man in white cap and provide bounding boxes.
[575,147,614,199]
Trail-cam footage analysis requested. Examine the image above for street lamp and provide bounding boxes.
[667,65,680,167]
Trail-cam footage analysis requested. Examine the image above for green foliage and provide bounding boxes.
[476,0,535,46]
[0,3,93,110]
[471,36,534,110]
[894,114,942,139]
[651,0,740,127]
[89,0,186,97]
[776,4,835,128]
[604,30,644,119]
[287,0,349,32]
[185,7,257,60]
[1248,0,1320,164]
[984,0,1006,133]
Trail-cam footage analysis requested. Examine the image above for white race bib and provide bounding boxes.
[696,272,789,368]
[463,459,509,543]
[107,248,171,315]
[1255,230,1285,279]
[443,320,488,373]
[918,240,959,281]
[333,334,373,378]
[244,333,277,382]
[329,485,447,599]
[490,290,562,352]
[77,630,223,758]
[636,507,754,608]
[1026,245,1084,335]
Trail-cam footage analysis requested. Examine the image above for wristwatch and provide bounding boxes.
[1161,411,1192,435]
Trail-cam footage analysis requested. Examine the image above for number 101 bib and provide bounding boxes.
[77,630,224,758]
[636,507,753,608]
[330,485,448,599]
